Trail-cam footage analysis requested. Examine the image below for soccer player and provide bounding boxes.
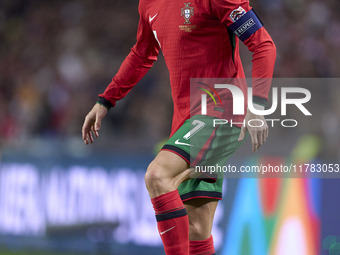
[82,0,276,254]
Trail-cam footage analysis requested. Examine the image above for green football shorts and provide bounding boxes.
[161,115,247,201]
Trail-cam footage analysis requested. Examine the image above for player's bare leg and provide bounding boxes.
[184,199,218,255]
[145,150,191,255]
[145,150,190,198]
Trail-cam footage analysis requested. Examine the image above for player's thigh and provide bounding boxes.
[145,150,190,195]
[149,150,190,180]
[184,198,219,241]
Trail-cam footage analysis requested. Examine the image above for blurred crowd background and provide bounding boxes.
[0,0,340,158]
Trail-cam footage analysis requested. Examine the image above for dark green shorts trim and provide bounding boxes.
[162,144,191,164]
[180,191,222,202]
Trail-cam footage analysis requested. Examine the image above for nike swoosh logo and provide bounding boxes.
[160,226,176,235]
[175,139,193,147]
[149,13,158,23]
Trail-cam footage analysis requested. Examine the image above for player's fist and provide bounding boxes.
[82,103,108,145]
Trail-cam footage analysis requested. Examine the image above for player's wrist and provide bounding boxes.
[97,97,113,111]
[251,103,265,111]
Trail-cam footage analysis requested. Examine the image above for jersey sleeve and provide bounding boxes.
[244,28,276,104]
[210,0,251,27]
[98,2,160,110]
[210,0,276,105]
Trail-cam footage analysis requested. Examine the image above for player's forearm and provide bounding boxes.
[98,48,156,110]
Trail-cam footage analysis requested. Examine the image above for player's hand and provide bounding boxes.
[82,103,108,145]
[238,109,268,152]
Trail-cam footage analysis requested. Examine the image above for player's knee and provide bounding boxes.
[144,163,161,190]
[145,160,171,194]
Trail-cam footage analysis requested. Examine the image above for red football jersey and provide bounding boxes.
[99,0,276,136]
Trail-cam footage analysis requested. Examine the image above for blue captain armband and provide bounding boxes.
[228,9,263,42]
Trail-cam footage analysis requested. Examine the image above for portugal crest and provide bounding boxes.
[181,3,194,24]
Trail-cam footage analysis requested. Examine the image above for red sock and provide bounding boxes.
[189,235,215,255]
[151,190,189,255]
